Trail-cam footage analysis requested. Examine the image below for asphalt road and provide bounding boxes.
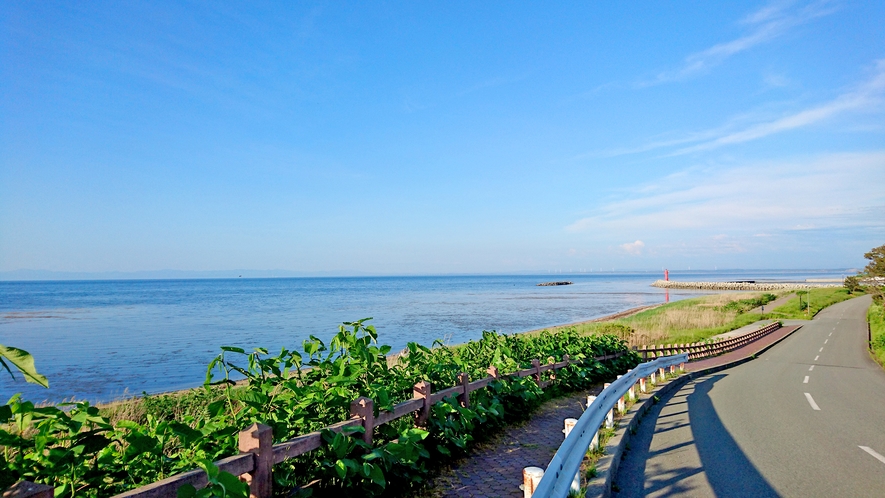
[614,295,885,497]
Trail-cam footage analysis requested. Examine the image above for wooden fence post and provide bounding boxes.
[3,482,53,498]
[457,372,470,408]
[238,423,273,498]
[350,397,374,446]
[531,359,541,385]
[413,381,431,427]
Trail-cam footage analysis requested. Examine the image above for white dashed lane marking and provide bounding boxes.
[814,355,819,361]
[859,446,885,466]
[805,393,821,411]
[809,365,814,371]
[804,376,809,384]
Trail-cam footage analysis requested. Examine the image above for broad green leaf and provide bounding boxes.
[0,345,49,387]
[334,459,347,479]
[369,463,386,488]
[177,484,197,498]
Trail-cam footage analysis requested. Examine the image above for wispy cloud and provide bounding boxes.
[670,60,885,154]
[566,151,885,236]
[593,59,885,159]
[641,1,836,86]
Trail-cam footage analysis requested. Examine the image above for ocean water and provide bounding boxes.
[0,270,847,403]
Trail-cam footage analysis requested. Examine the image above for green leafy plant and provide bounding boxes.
[2,320,636,497]
[0,345,48,388]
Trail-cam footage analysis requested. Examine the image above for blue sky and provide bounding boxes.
[2,1,884,275]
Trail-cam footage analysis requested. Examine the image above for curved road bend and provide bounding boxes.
[614,295,885,497]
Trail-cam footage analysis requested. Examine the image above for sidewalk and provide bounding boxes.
[425,387,602,498]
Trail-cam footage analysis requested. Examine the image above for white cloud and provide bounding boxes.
[642,1,836,85]
[671,60,885,154]
[567,151,885,236]
[620,240,645,255]
[597,59,885,159]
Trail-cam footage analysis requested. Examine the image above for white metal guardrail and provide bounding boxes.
[529,353,689,497]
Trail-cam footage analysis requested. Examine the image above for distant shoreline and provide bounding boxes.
[521,303,665,336]
[651,280,842,291]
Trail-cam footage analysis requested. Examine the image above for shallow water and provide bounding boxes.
[0,270,846,402]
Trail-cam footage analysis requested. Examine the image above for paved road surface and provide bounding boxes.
[614,295,885,497]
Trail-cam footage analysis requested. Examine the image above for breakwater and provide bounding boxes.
[651,280,842,291]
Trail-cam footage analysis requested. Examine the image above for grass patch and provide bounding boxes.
[768,287,859,319]
[869,300,885,368]
[539,292,780,347]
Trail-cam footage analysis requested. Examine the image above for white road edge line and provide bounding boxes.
[804,393,821,411]
[804,376,809,383]
[809,365,814,371]
[859,446,885,465]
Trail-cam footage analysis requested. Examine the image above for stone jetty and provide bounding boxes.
[537,281,573,286]
[651,280,841,291]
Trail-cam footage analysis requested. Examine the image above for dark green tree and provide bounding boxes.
[861,244,885,302]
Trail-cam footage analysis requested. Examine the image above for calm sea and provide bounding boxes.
[0,270,847,403]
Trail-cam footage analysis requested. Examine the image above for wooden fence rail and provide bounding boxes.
[3,350,631,498]
[634,321,781,361]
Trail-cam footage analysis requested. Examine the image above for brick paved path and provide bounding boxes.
[427,387,602,498]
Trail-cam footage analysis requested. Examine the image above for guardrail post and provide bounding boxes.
[669,365,676,374]
[658,367,666,380]
[639,377,647,393]
[522,467,544,498]
[615,375,626,413]
[585,395,600,450]
[238,423,273,498]
[562,418,581,492]
[603,383,614,428]
[3,482,53,498]
[350,397,375,446]
[679,362,685,372]
[457,372,470,408]
[413,381,431,427]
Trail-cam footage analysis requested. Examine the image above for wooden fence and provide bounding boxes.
[634,321,781,360]
[3,351,628,498]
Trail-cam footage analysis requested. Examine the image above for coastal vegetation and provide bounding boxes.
[765,287,858,320]
[857,244,885,367]
[870,302,885,367]
[1,320,637,497]
[539,292,779,346]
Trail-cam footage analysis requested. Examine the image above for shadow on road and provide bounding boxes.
[614,375,779,497]
[689,375,778,497]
